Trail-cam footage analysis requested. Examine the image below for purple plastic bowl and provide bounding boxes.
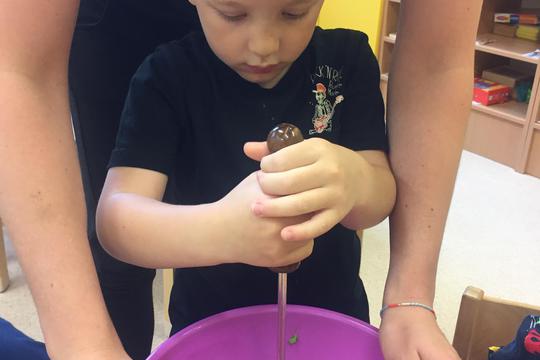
[148,305,383,360]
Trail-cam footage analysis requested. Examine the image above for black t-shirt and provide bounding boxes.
[70,0,201,215]
[77,0,200,29]
[110,27,387,334]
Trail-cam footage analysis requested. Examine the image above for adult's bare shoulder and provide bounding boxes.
[0,0,79,76]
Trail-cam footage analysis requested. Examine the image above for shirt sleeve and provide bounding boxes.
[109,45,184,176]
[338,31,388,152]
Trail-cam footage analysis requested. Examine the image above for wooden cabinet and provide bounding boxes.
[523,114,540,177]
[378,0,540,179]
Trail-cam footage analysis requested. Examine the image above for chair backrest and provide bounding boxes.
[0,218,10,292]
[453,286,540,360]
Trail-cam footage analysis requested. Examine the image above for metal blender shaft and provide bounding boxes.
[277,273,287,360]
[266,123,305,360]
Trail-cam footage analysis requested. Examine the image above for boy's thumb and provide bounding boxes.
[244,141,270,162]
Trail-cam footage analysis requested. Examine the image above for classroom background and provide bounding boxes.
[1,1,539,359]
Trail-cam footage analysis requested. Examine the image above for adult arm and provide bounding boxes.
[0,1,127,358]
[380,0,482,358]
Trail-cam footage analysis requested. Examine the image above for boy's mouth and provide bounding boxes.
[241,64,280,74]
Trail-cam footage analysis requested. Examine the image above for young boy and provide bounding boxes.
[97,0,396,335]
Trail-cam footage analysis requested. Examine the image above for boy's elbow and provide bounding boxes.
[95,195,124,260]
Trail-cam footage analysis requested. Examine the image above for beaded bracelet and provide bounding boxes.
[379,302,436,319]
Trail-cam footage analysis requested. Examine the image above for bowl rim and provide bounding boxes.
[149,304,379,358]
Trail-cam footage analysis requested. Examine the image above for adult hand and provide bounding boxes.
[217,171,313,267]
[379,308,461,360]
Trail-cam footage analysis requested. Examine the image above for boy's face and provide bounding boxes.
[190,0,324,89]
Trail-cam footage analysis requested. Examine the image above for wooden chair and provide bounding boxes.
[163,268,174,322]
[0,217,9,292]
[453,286,540,360]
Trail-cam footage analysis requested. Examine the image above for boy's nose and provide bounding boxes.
[248,31,279,62]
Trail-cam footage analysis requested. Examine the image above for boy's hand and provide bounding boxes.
[218,171,313,267]
[379,308,461,359]
[244,138,369,242]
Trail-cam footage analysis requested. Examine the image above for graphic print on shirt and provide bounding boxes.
[309,65,345,135]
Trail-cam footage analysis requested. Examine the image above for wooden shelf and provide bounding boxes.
[472,101,528,125]
[380,73,527,125]
[524,127,540,177]
[476,34,540,64]
[378,0,540,178]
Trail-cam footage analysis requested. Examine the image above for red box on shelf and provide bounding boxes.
[473,78,511,106]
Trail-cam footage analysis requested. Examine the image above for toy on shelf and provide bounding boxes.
[473,78,511,106]
[481,66,533,102]
[494,13,540,25]
[516,25,540,41]
[493,12,540,41]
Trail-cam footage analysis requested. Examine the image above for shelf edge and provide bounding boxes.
[471,103,527,126]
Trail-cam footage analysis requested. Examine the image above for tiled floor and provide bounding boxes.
[1,150,539,352]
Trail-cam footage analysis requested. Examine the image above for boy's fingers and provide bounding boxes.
[279,241,314,265]
[252,189,329,217]
[257,166,322,196]
[260,142,316,173]
[243,141,269,161]
[280,210,337,241]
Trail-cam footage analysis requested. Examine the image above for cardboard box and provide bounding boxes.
[474,78,511,106]
[481,66,533,88]
[493,23,517,37]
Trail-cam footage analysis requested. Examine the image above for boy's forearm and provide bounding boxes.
[341,155,396,230]
[384,0,481,305]
[97,193,227,268]
[0,75,124,358]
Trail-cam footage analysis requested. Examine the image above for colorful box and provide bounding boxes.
[516,24,540,41]
[482,66,533,101]
[473,78,511,106]
[494,13,540,25]
[519,14,540,25]
[494,13,520,24]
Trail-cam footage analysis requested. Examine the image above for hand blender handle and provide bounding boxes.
[265,123,304,274]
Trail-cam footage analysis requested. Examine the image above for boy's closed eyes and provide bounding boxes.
[192,0,323,88]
